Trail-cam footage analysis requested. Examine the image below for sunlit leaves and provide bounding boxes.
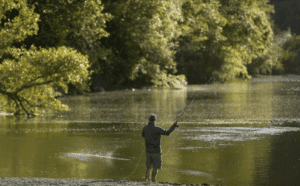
[0,46,90,115]
[25,0,112,48]
[0,0,39,51]
[213,0,274,80]
[176,0,274,82]
[100,0,186,88]
[0,0,91,116]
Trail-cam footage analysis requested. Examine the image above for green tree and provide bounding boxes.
[176,0,227,83]
[247,29,289,75]
[0,0,39,52]
[25,0,111,48]
[0,0,91,117]
[25,0,112,91]
[176,0,274,82]
[99,0,186,88]
[281,33,300,73]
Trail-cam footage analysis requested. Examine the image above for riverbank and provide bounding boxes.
[0,178,218,186]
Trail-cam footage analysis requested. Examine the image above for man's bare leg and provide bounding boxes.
[152,168,158,182]
[145,168,150,182]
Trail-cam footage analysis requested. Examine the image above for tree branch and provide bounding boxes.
[15,63,64,94]
[14,96,35,118]
[15,79,55,94]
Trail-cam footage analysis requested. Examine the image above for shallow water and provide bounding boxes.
[0,76,300,186]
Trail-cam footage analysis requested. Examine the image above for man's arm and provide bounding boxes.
[164,121,179,136]
[142,129,145,138]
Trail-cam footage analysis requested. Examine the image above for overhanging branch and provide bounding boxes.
[14,96,35,117]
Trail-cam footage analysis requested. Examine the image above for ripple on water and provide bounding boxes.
[166,167,213,178]
[180,127,300,142]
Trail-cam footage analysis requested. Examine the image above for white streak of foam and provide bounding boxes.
[65,153,130,161]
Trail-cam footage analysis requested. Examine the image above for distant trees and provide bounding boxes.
[176,0,227,83]
[176,0,275,83]
[281,33,300,73]
[2,0,300,116]
[247,28,300,76]
[247,29,288,75]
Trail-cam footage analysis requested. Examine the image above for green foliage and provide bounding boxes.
[176,0,274,82]
[19,0,112,94]
[0,46,90,116]
[217,0,274,79]
[247,30,288,75]
[248,29,300,75]
[0,0,39,51]
[0,0,91,116]
[176,0,226,83]
[1,0,291,118]
[25,0,112,48]
[24,0,112,86]
[99,0,186,88]
[281,33,300,73]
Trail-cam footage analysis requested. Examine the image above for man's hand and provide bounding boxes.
[173,121,179,128]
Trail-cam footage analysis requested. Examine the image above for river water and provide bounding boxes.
[0,76,300,186]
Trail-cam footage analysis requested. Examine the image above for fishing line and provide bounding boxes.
[164,76,216,156]
[122,147,145,180]
[123,77,217,181]
[95,1,218,180]
[94,1,148,181]
[175,76,216,122]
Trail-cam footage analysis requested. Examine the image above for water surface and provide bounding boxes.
[0,76,300,186]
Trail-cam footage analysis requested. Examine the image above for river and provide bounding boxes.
[0,76,299,186]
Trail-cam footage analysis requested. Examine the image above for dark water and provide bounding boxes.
[0,76,300,186]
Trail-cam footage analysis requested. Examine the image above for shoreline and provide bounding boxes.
[0,177,218,186]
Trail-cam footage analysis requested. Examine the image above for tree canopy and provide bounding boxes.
[98,0,186,88]
[1,0,298,116]
[24,0,112,48]
[0,0,109,116]
[176,0,275,83]
[281,32,300,73]
[0,46,90,116]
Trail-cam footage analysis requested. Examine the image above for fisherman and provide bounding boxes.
[142,113,179,183]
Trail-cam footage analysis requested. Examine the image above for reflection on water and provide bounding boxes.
[56,88,188,124]
[165,167,213,177]
[0,77,300,186]
[64,153,131,161]
[180,126,300,142]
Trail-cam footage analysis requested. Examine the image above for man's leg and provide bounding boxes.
[152,168,158,182]
[145,153,152,182]
[145,168,150,182]
[152,153,162,183]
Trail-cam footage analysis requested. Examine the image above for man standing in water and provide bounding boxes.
[142,113,179,183]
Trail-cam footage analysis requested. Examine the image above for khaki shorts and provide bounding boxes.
[146,153,162,169]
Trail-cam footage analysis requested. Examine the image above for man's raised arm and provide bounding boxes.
[165,121,179,136]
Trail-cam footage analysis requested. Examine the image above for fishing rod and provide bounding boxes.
[163,76,216,157]
[101,1,217,179]
[175,76,216,122]
[121,77,217,180]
